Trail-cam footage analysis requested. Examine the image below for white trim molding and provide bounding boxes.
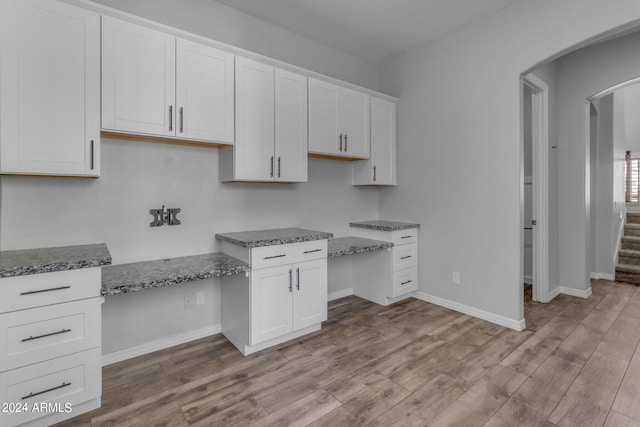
[102,324,221,366]
[328,288,354,301]
[590,272,614,281]
[558,286,593,299]
[415,292,526,331]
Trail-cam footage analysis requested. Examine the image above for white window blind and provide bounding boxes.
[625,151,640,202]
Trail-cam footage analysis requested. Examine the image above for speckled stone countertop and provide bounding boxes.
[216,227,334,248]
[0,243,112,278]
[349,220,420,231]
[328,237,393,258]
[102,252,249,296]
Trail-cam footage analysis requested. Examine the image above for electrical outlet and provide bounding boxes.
[452,272,461,285]
[196,292,205,305]
[184,294,194,308]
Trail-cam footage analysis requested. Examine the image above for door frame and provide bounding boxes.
[523,73,550,303]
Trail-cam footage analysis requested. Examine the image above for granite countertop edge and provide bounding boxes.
[216,231,335,248]
[328,237,394,258]
[349,221,421,231]
[0,257,113,279]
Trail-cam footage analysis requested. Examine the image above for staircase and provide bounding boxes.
[615,212,640,284]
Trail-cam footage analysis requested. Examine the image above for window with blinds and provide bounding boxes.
[625,151,640,202]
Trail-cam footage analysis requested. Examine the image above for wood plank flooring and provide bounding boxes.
[55,279,640,426]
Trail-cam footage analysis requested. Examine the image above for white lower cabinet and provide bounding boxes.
[0,268,102,427]
[220,240,328,355]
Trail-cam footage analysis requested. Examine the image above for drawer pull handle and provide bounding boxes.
[289,269,293,292]
[401,280,413,285]
[303,249,322,254]
[400,256,412,260]
[264,254,286,260]
[22,381,71,400]
[20,285,71,296]
[296,267,300,290]
[22,328,71,342]
[400,235,412,239]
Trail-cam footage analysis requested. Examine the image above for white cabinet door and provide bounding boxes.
[250,265,293,345]
[339,88,369,158]
[102,16,176,137]
[176,39,234,144]
[293,259,327,330]
[234,57,275,181]
[0,0,100,176]
[308,78,340,155]
[275,69,307,182]
[353,97,396,185]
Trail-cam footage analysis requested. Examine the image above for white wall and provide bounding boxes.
[623,84,640,152]
[377,0,640,325]
[613,92,626,261]
[0,1,380,354]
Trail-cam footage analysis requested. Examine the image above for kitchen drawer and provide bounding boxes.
[251,240,328,270]
[0,347,101,427]
[391,243,417,270]
[390,268,417,298]
[391,228,418,246]
[0,268,101,314]
[0,299,101,372]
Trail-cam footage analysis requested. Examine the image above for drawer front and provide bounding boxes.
[392,243,417,270]
[0,299,101,372]
[0,268,101,314]
[391,268,417,298]
[0,347,101,427]
[391,228,418,246]
[251,240,328,270]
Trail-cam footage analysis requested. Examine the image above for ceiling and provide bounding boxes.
[213,0,524,64]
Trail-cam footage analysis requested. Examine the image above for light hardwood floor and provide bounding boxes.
[55,279,640,426]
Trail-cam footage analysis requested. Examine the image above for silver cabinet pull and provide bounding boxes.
[169,106,173,131]
[264,254,285,260]
[20,286,70,296]
[179,107,184,133]
[344,134,348,152]
[270,156,274,177]
[22,328,71,342]
[22,382,71,400]
[339,134,343,152]
[278,157,281,178]
[373,165,376,182]
[401,235,412,239]
[303,249,322,254]
[296,267,300,290]
[289,269,293,292]
[90,140,95,170]
[401,255,412,260]
[401,280,413,285]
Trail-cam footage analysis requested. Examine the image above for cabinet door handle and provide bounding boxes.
[344,134,348,152]
[373,165,376,182]
[270,156,274,177]
[296,267,300,290]
[20,286,71,296]
[401,235,412,239]
[22,328,71,342]
[401,255,412,260]
[22,382,71,400]
[303,249,322,254]
[264,254,285,260]
[179,107,184,133]
[401,280,413,285]
[289,269,293,292]
[278,157,281,178]
[90,140,95,170]
[169,106,173,132]
[339,134,343,152]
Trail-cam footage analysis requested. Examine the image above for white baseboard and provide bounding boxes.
[524,275,533,285]
[102,324,221,366]
[558,286,592,299]
[589,273,614,281]
[546,287,561,302]
[414,291,526,331]
[328,288,354,301]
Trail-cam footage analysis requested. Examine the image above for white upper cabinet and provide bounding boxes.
[221,58,307,183]
[0,0,100,177]
[176,39,234,143]
[353,97,397,186]
[308,78,369,159]
[101,17,234,145]
[275,68,308,182]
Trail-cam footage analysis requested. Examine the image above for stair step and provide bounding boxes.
[616,263,640,274]
[619,249,640,265]
[627,212,640,224]
[624,224,640,237]
[615,263,640,284]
